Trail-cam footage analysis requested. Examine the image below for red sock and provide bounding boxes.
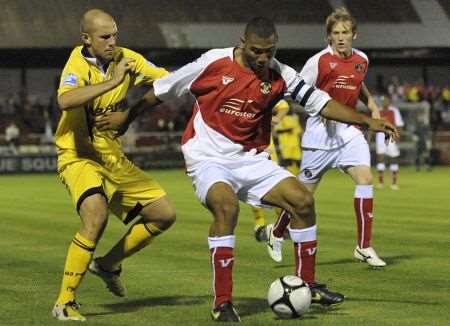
[354,185,374,249]
[210,247,234,308]
[273,210,290,238]
[392,170,398,185]
[378,170,384,184]
[294,240,317,284]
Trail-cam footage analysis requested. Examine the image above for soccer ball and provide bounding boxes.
[267,275,311,319]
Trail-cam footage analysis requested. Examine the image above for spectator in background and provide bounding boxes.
[413,110,432,171]
[375,95,404,190]
[5,120,20,155]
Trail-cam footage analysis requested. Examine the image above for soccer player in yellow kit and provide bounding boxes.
[253,99,303,254]
[51,9,176,321]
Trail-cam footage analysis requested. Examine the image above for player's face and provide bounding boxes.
[84,19,118,64]
[242,33,277,74]
[328,20,355,58]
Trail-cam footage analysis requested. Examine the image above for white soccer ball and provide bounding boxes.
[267,275,311,319]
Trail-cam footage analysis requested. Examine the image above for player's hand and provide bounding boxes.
[112,57,135,84]
[368,118,400,143]
[95,110,130,134]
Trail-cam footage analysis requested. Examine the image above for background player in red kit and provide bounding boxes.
[269,7,388,267]
[95,17,398,322]
[376,95,404,189]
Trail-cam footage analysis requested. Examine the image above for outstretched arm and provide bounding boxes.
[95,88,161,134]
[359,82,380,119]
[320,99,399,142]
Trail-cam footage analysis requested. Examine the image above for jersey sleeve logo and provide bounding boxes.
[222,76,235,85]
[62,73,78,87]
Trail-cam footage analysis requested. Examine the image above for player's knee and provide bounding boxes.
[141,204,176,231]
[159,207,176,230]
[218,201,240,221]
[293,190,315,217]
[357,175,373,185]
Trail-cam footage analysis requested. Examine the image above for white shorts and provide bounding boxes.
[187,157,294,208]
[376,133,400,157]
[299,134,371,184]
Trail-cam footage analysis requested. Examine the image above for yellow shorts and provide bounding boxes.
[59,155,166,224]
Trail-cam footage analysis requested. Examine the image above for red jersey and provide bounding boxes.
[300,46,369,149]
[153,48,331,169]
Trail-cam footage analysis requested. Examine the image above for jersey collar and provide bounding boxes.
[81,46,111,73]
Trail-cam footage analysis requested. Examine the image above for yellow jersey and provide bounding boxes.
[268,100,303,162]
[55,46,168,170]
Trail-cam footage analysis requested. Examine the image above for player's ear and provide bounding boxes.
[81,33,91,46]
[239,36,246,48]
[353,32,358,40]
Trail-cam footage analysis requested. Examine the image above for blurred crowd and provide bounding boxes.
[0,75,449,155]
[383,76,450,131]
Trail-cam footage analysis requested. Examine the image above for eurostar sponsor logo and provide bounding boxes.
[219,99,256,118]
[333,75,357,90]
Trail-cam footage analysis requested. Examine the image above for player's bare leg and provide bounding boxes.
[206,182,241,322]
[348,165,386,267]
[376,154,386,189]
[263,177,344,305]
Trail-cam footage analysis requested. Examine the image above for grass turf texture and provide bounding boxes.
[0,167,449,325]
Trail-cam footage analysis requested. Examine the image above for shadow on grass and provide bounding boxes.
[317,254,413,267]
[85,295,207,316]
[347,296,440,306]
[85,295,346,319]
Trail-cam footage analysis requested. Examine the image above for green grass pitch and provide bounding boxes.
[0,167,449,325]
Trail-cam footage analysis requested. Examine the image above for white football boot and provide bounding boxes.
[266,224,283,263]
[354,246,387,267]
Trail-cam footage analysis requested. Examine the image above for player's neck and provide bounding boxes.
[332,47,352,59]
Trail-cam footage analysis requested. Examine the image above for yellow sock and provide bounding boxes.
[56,233,95,304]
[252,206,266,229]
[101,222,162,270]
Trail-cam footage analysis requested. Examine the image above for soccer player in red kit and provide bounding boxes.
[376,95,404,189]
[269,7,388,267]
[96,17,398,322]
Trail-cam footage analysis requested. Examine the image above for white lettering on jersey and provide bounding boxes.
[334,75,357,90]
[219,99,256,118]
[219,258,234,268]
[222,75,234,85]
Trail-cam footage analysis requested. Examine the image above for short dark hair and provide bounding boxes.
[245,17,278,39]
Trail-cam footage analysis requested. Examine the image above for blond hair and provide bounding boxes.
[326,7,357,36]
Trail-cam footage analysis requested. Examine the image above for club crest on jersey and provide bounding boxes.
[260,81,272,94]
[355,63,364,72]
[329,62,337,69]
[222,76,234,85]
